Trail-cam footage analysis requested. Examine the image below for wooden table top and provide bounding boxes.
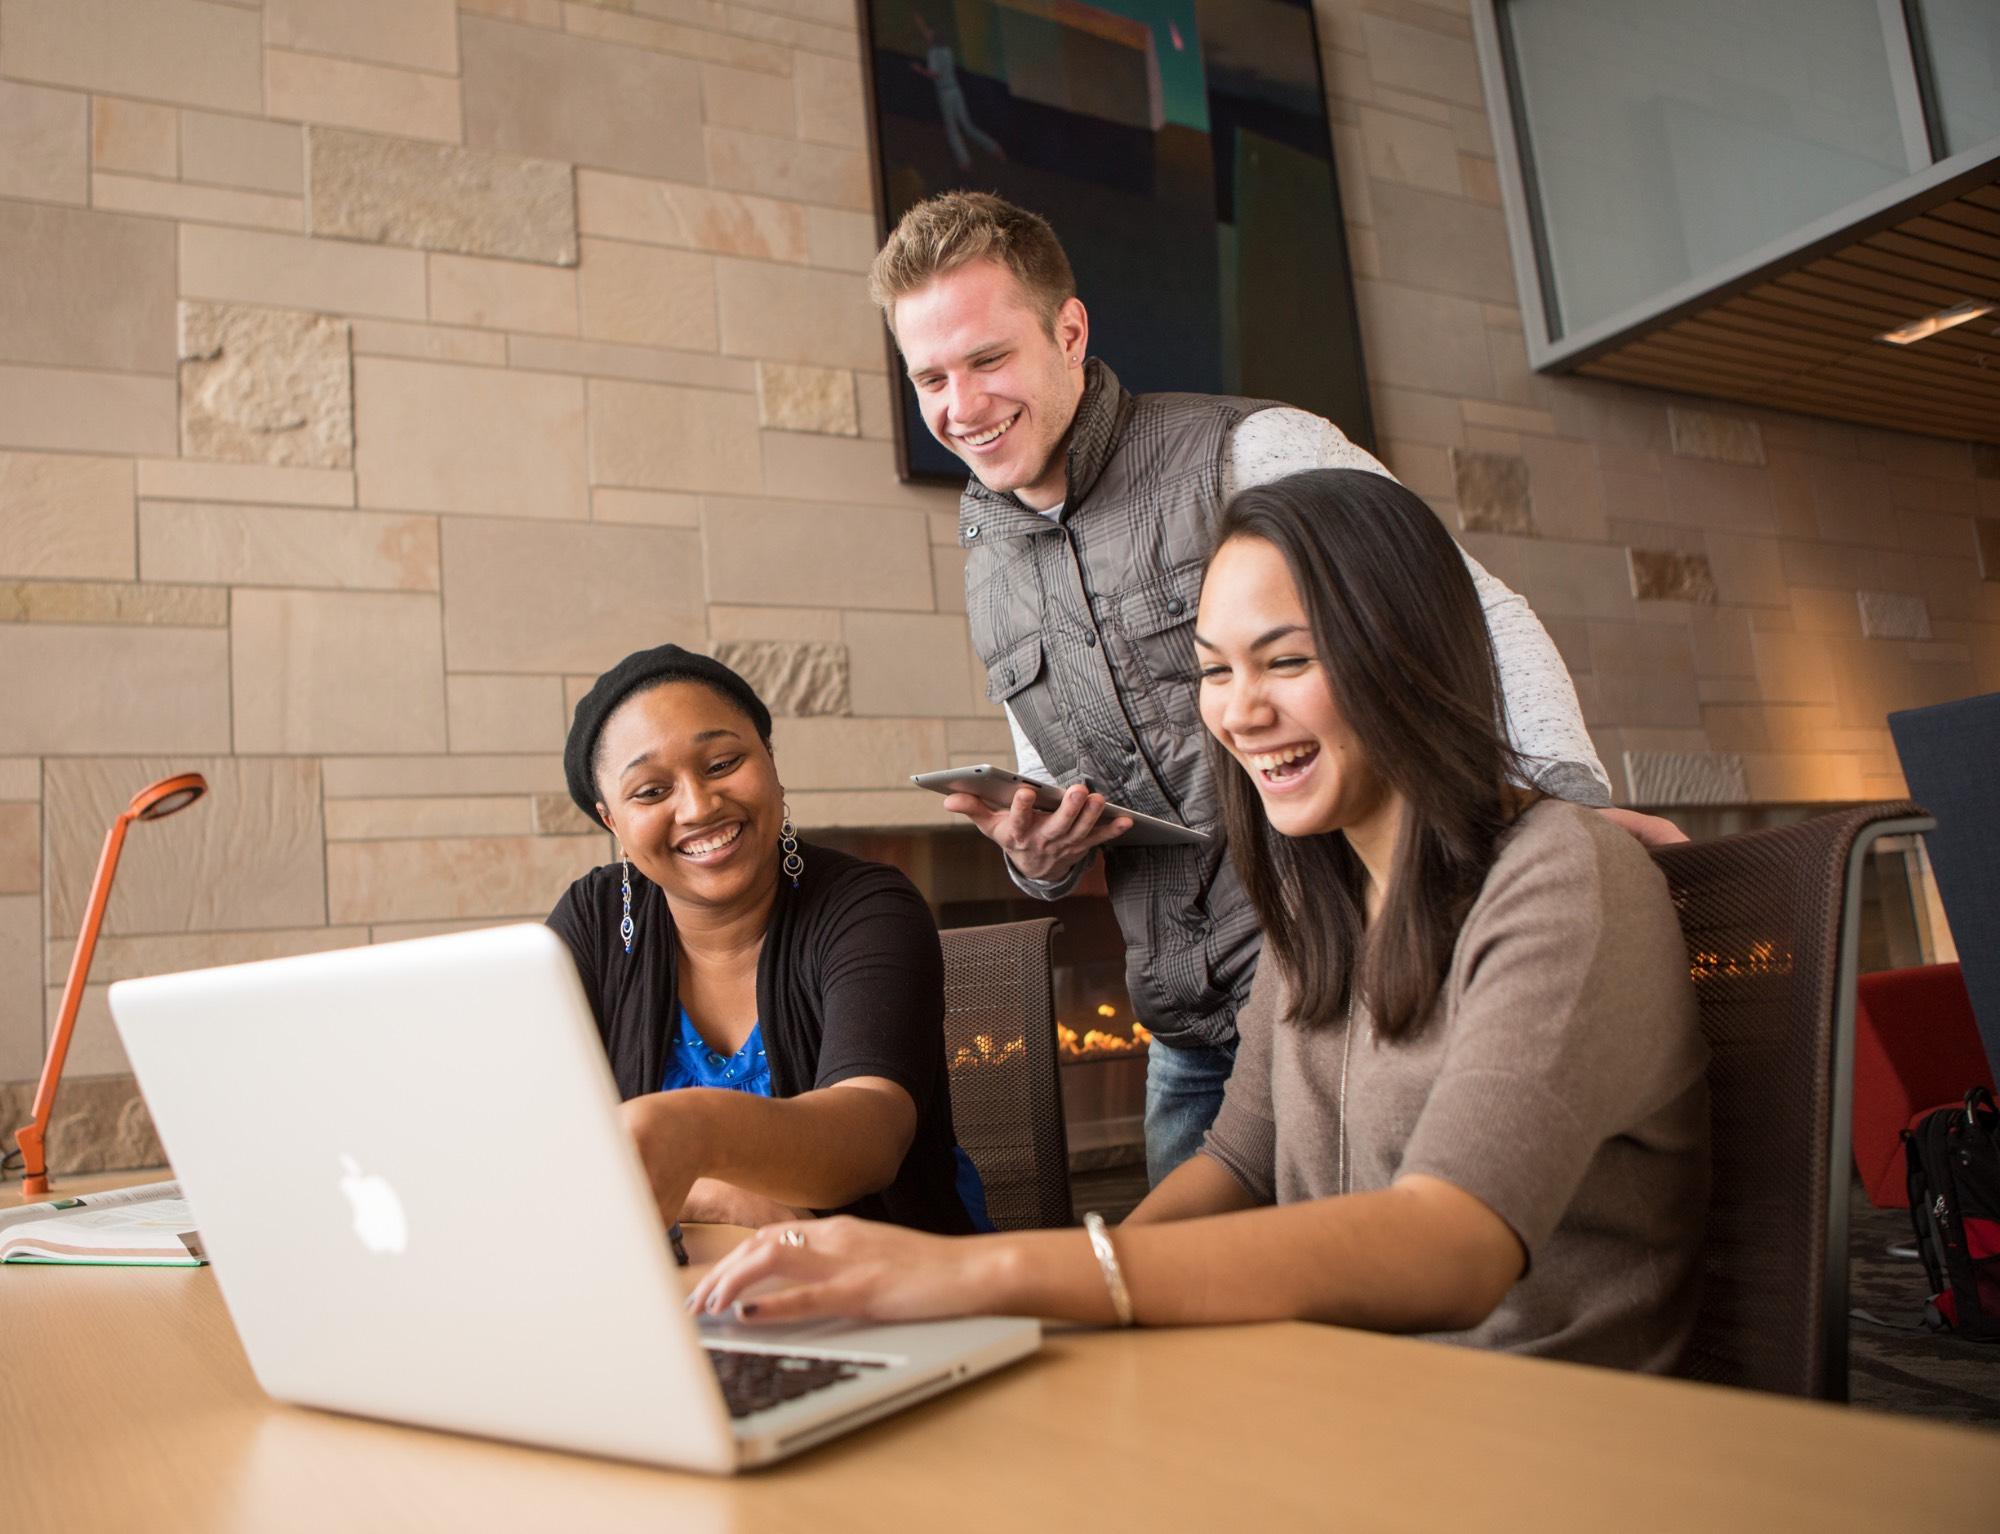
[5,1166,1996,1530]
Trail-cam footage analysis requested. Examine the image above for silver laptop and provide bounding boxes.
[108,923,1040,1473]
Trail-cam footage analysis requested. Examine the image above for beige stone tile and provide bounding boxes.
[0,79,87,204]
[592,488,701,527]
[232,589,448,753]
[756,362,857,435]
[440,516,705,672]
[785,790,956,831]
[326,834,606,924]
[135,457,354,507]
[354,357,588,518]
[43,755,323,939]
[711,638,848,716]
[0,203,174,374]
[0,453,134,580]
[1357,106,1459,195]
[91,171,305,233]
[858,373,895,441]
[1,579,226,626]
[575,168,809,263]
[793,49,863,148]
[807,206,875,275]
[1741,751,1866,803]
[705,126,869,209]
[90,95,175,177]
[178,110,304,194]
[429,253,579,335]
[0,1067,163,1168]
[561,2,792,76]
[702,60,795,136]
[463,0,564,24]
[350,318,510,367]
[447,673,568,753]
[0,0,262,113]
[762,432,954,510]
[577,239,719,351]
[321,755,565,798]
[587,378,761,494]
[0,895,43,1079]
[768,716,948,791]
[507,333,754,392]
[1751,629,1840,705]
[1585,622,1699,728]
[325,796,534,840]
[707,604,843,643]
[716,257,881,371]
[267,0,460,74]
[702,496,932,610]
[1478,534,1634,622]
[945,716,1015,761]
[1352,280,1491,396]
[0,802,39,893]
[722,6,854,59]
[46,926,369,985]
[842,611,973,717]
[179,301,352,468]
[1661,457,1777,533]
[180,224,427,321]
[1669,406,1765,467]
[1518,436,1605,543]
[932,544,966,615]
[307,127,576,265]
[1369,181,1513,305]
[716,0,856,29]
[533,791,599,836]
[0,760,41,800]
[139,501,439,591]
[266,48,463,144]
[461,14,703,181]
[1360,11,1484,109]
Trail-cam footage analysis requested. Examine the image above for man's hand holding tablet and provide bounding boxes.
[911,764,1209,882]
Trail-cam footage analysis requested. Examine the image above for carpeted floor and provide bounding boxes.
[1071,1159,2000,1429]
[1847,1180,2000,1427]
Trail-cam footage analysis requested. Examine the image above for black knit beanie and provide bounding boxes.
[564,644,774,820]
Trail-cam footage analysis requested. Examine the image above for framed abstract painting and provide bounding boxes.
[859,0,1374,484]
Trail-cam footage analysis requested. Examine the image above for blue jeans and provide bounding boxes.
[1144,1035,1239,1187]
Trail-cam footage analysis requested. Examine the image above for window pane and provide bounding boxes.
[1505,0,1910,339]
[1912,0,2000,156]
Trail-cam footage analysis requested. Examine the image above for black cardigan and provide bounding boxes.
[546,841,974,1234]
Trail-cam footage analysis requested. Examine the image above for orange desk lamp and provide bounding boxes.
[13,772,207,1196]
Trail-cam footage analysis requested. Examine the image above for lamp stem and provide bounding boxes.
[16,815,131,1197]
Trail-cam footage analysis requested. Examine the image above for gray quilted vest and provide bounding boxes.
[960,359,1276,1049]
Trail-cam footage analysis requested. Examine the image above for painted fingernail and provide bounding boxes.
[738,1302,760,1318]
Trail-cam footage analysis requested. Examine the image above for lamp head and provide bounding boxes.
[126,772,207,822]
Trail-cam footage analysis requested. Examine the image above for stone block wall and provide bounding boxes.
[2,0,1997,1171]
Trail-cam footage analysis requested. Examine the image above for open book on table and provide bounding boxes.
[0,1180,205,1266]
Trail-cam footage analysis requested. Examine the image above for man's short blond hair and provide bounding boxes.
[869,192,1076,335]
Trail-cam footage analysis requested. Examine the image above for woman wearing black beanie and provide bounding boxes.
[547,643,990,1236]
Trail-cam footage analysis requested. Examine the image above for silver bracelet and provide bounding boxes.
[1082,1211,1135,1327]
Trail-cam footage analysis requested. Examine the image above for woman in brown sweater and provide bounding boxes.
[690,469,1710,1371]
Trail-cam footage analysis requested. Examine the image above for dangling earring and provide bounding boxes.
[780,802,803,889]
[619,853,635,956]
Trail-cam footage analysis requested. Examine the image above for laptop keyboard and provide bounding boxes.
[704,1348,888,1419]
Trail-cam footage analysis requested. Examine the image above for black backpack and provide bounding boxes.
[1903,1086,2000,1341]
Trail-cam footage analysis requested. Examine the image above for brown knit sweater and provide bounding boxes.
[1203,798,1709,1371]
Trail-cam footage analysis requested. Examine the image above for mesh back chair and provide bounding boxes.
[1654,800,1932,1400]
[939,918,1073,1231]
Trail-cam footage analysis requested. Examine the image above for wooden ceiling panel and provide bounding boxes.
[1575,172,2000,446]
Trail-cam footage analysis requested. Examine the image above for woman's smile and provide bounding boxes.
[675,820,746,864]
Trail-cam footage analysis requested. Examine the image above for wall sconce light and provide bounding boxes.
[12,773,208,1196]
[1878,299,1995,346]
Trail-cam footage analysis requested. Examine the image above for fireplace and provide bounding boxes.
[810,826,1147,1165]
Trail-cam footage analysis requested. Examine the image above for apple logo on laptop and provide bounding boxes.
[338,1154,407,1254]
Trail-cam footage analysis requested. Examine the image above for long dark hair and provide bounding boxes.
[1209,469,1531,1039]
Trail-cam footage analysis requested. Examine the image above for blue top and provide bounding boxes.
[659,1005,992,1232]
[660,1006,772,1096]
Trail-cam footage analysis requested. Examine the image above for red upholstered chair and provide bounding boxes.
[1852,963,1997,1208]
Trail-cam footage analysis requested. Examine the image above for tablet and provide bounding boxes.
[910,764,1212,848]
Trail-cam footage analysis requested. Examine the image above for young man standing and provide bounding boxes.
[870,192,1660,1183]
